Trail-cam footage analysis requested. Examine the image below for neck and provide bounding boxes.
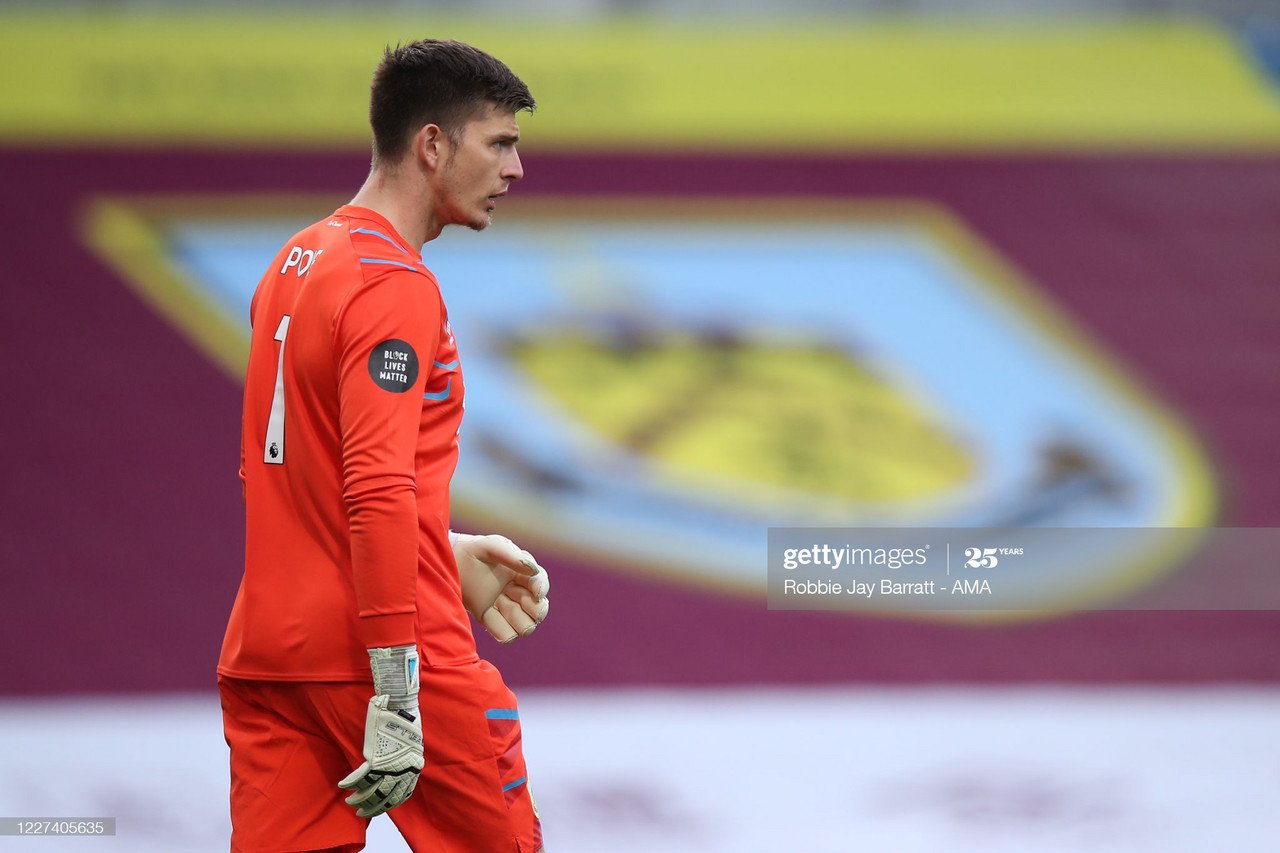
[348,163,442,249]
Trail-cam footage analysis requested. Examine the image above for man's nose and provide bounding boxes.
[503,149,524,182]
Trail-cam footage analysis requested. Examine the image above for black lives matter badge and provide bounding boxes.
[368,339,420,393]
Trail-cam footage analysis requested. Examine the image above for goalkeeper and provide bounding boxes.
[217,40,547,852]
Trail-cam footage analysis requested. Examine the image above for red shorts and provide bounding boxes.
[219,660,543,852]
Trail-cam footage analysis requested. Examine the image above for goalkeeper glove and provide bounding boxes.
[454,534,551,643]
[337,644,424,818]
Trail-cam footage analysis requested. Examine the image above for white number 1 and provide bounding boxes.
[263,314,291,465]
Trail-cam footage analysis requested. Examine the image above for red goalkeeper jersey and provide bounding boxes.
[218,205,472,681]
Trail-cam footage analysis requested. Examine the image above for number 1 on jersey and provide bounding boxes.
[263,315,292,465]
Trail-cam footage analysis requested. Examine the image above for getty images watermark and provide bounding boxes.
[767,527,1280,612]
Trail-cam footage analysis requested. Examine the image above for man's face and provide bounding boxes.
[434,104,525,232]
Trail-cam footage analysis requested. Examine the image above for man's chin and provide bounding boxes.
[445,207,492,233]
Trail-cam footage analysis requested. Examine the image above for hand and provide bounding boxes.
[453,534,550,643]
[338,646,423,818]
[338,695,424,817]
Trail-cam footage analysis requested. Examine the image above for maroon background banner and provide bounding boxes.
[2,148,1278,694]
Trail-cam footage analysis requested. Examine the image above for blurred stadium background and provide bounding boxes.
[3,0,1280,850]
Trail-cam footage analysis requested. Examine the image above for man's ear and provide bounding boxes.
[415,123,449,171]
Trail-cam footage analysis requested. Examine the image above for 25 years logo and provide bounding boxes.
[963,546,1026,568]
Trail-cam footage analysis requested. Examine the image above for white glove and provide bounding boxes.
[337,645,424,818]
[453,534,551,643]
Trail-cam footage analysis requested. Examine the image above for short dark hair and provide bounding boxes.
[369,39,535,163]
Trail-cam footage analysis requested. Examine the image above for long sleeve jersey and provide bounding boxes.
[219,205,473,681]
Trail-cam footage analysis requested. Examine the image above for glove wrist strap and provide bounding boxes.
[368,645,419,711]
